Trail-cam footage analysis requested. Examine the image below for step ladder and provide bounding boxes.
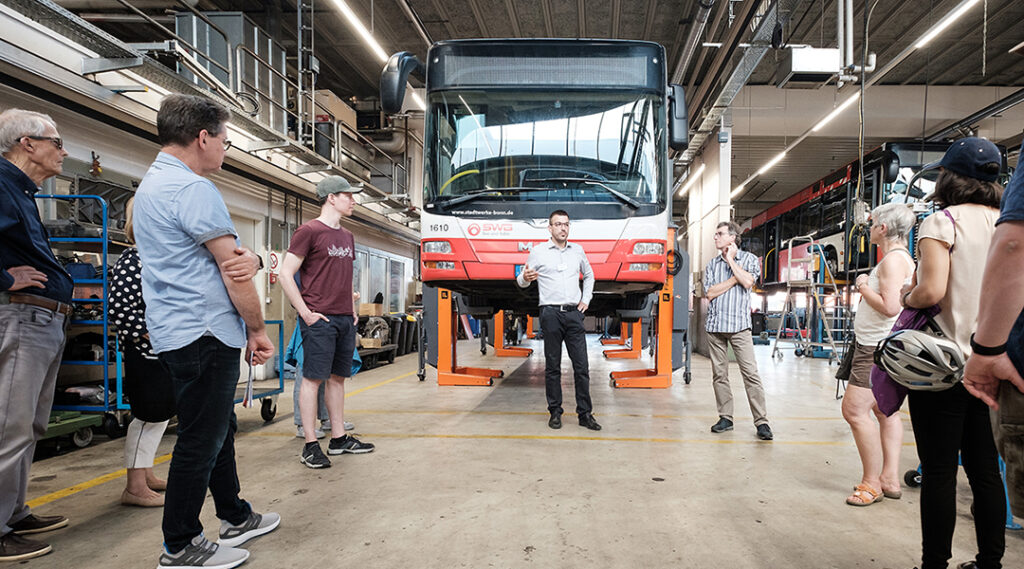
[771,235,853,387]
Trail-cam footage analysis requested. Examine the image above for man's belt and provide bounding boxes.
[2,292,73,316]
[541,304,578,312]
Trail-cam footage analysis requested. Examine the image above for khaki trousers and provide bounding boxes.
[707,329,768,425]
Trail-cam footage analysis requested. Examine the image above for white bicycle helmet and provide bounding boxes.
[874,329,965,391]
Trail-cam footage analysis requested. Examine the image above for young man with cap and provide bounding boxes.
[517,210,601,431]
[279,175,375,468]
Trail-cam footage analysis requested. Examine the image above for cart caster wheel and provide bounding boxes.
[260,399,277,422]
[72,427,94,448]
[488,379,494,386]
[794,348,804,357]
[684,371,692,385]
[480,348,487,355]
[417,373,425,382]
[102,414,126,439]
[904,469,922,488]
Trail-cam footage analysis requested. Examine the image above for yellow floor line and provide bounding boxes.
[341,408,856,421]
[27,370,412,508]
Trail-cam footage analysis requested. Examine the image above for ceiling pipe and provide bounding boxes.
[670,0,716,85]
[396,0,432,49]
[925,87,1024,142]
[55,0,197,8]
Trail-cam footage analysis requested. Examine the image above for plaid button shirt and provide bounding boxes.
[703,250,760,334]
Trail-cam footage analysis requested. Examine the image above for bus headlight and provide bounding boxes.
[423,241,452,254]
[426,261,456,270]
[632,242,663,255]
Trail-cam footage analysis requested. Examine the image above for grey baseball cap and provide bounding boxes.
[316,175,363,199]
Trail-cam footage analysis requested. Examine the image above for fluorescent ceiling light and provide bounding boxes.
[915,0,981,49]
[756,152,787,176]
[331,0,389,63]
[812,93,860,132]
[677,163,706,198]
[730,184,745,200]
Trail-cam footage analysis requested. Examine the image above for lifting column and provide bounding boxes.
[611,228,676,389]
[600,322,628,345]
[603,321,643,359]
[493,310,533,357]
[436,288,503,386]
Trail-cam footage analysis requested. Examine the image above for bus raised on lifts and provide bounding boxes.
[381,39,688,321]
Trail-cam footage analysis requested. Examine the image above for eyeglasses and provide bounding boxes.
[24,136,63,150]
[222,139,232,150]
[551,222,570,228]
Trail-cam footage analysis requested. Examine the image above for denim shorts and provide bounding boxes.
[299,314,355,379]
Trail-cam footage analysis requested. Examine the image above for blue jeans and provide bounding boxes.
[292,366,328,426]
[159,337,251,552]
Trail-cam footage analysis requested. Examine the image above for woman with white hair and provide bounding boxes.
[842,202,916,506]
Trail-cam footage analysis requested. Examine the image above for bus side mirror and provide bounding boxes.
[381,52,424,114]
[882,150,900,183]
[668,84,688,151]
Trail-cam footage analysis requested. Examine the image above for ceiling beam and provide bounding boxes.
[541,0,553,37]
[467,0,490,37]
[577,0,586,38]
[504,0,522,38]
[428,0,460,40]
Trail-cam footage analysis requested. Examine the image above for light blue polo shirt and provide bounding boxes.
[132,152,245,353]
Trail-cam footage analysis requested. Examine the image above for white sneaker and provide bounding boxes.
[158,534,248,569]
[295,425,325,439]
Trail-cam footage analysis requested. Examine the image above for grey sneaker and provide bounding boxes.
[295,425,325,439]
[321,420,354,431]
[158,534,248,569]
[218,511,281,548]
[300,442,331,469]
[327,434,374,455]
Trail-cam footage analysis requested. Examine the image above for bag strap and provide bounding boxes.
[941,209,956,253]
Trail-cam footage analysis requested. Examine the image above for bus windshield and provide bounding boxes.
[424,90,664,210]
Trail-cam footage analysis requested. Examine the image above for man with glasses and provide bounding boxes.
[517,210,601,431]
[133,94,279,569]
[703,221,773,441]
[0,109,72,562]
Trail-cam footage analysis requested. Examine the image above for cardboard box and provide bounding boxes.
[359,303,384,317]
[314,89,358,131]
[359,337,383,349]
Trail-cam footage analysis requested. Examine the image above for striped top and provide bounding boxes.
[703,250,761,333]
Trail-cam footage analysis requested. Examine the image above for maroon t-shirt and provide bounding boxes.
[288,219,355,315]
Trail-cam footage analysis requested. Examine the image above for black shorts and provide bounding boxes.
[299,314,356,380]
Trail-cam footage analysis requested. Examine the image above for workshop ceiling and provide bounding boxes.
[70,0,1024,223]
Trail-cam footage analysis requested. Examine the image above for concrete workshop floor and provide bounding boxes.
[25,336,1024,569]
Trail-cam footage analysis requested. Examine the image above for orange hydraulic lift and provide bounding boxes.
[492,310,533,357]
[611,228,677,389]
[525,315,536,339]
[435,288,503,386]
[602,320,643,359]
[599,322,628,345]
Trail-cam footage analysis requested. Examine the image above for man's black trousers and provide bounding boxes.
[540,305,593,415]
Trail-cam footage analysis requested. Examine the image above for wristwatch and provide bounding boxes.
[970,333,1006,356]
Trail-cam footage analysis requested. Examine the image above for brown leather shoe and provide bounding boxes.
[0,532,51,561]
[121,489,165,507]
[9,514,67,535]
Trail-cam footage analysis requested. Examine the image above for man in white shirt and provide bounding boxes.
[517,210,600,431]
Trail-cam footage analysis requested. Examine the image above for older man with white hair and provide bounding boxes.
[0,108,72,562]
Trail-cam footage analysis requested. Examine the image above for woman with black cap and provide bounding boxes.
[900,137,1007,569]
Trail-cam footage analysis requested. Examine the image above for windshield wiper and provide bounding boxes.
[440,187,550,208]
[529,177,640,209]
